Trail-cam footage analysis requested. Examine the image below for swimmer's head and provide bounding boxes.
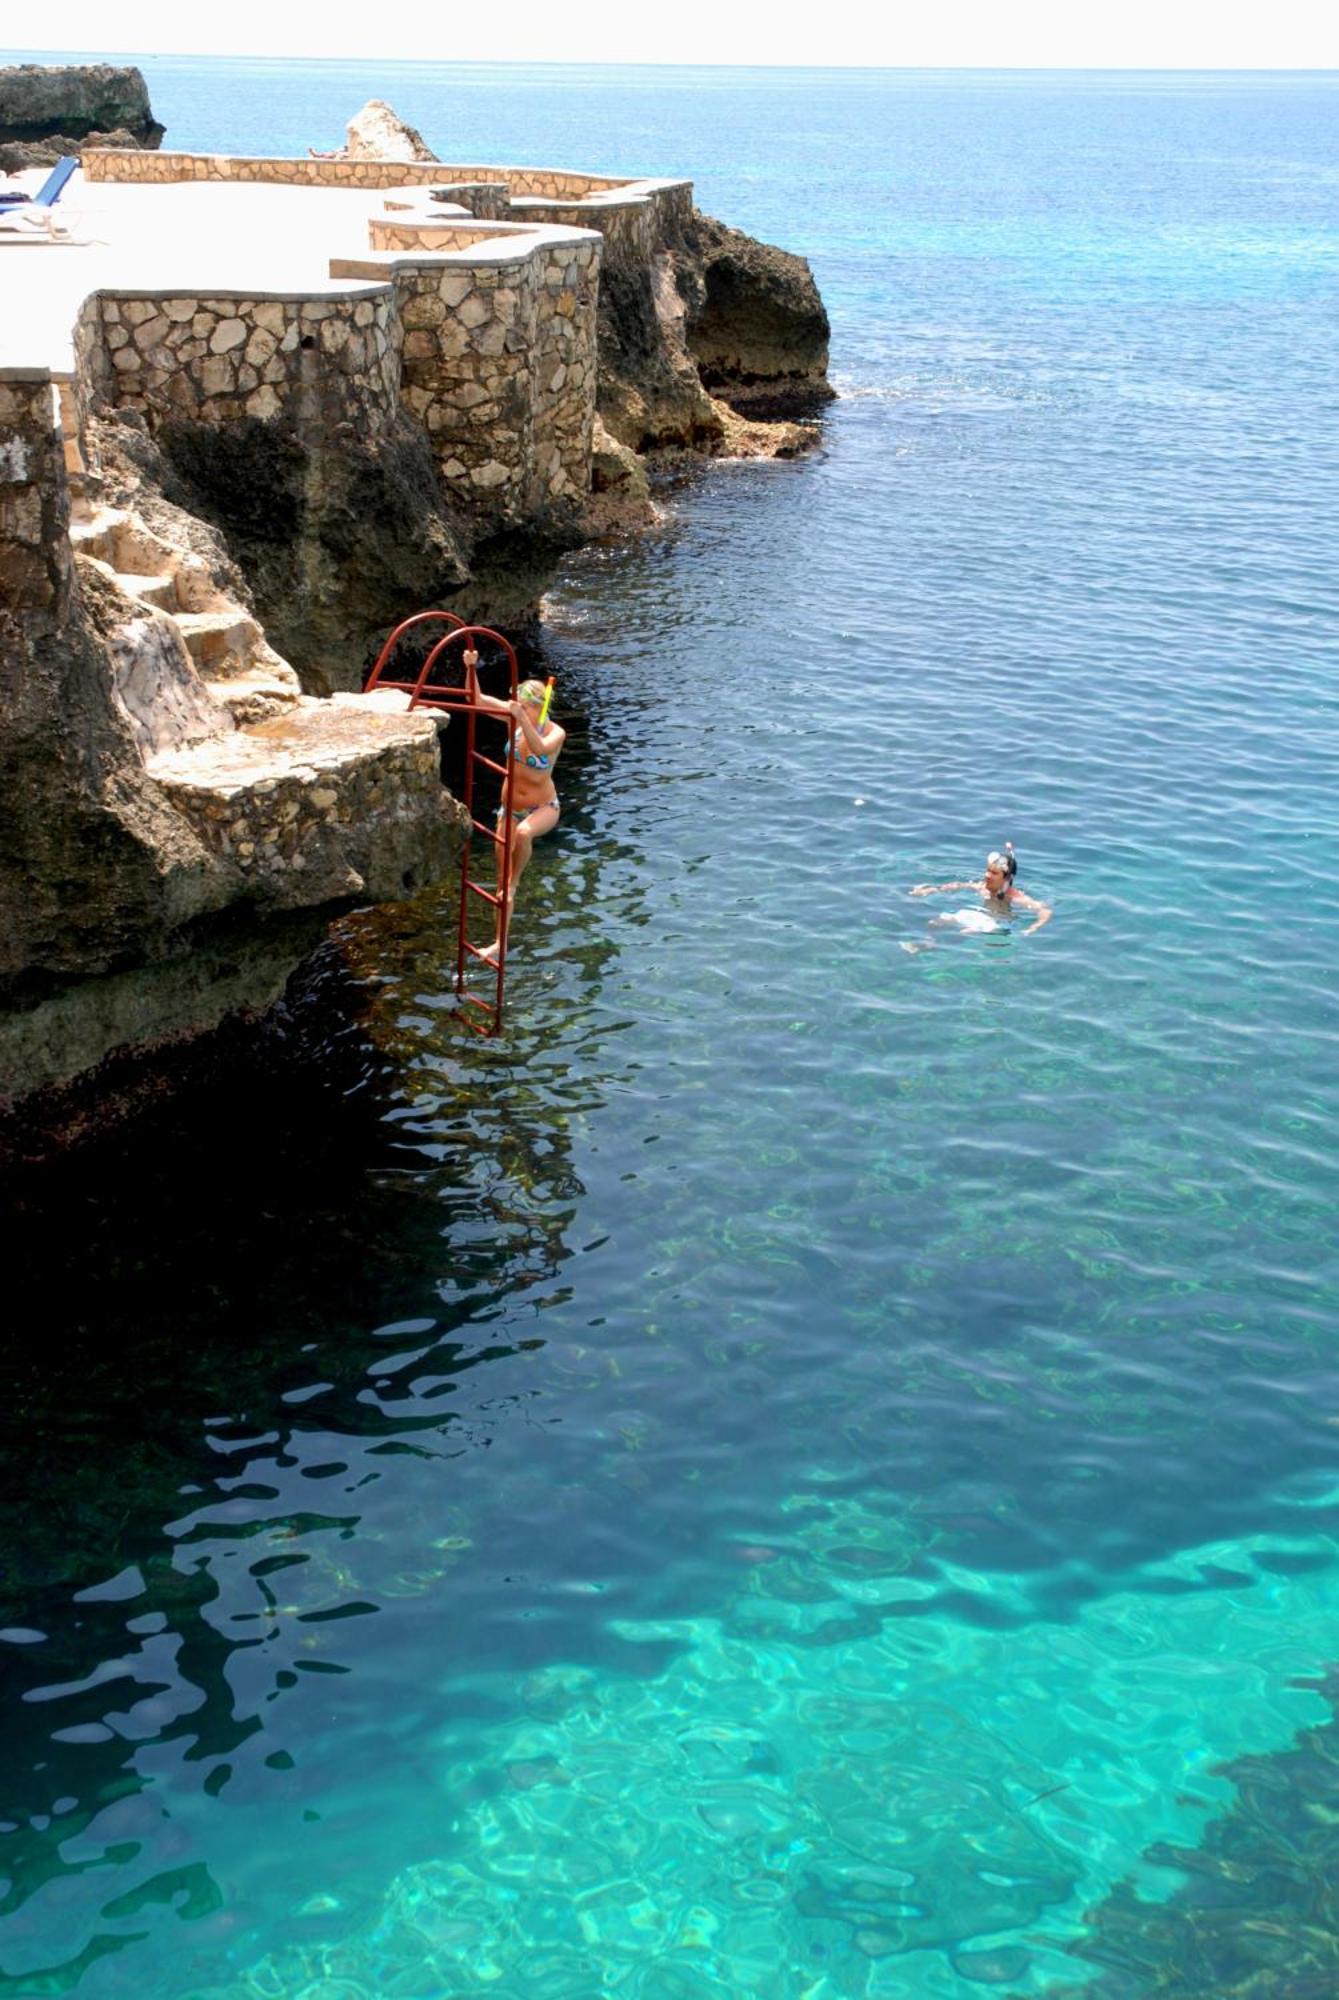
[984,844,1017,892]
[517,678,547,709]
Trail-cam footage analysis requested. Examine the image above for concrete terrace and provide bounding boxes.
[0,175,559,375]
[0,153,690,377]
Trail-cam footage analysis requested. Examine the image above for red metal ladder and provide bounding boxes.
[367,615,520,1036]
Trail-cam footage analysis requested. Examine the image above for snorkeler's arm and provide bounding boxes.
[1012,891,1052,934]
[513,706,565,761]
[911,880,971,897]
[458,651,506,713]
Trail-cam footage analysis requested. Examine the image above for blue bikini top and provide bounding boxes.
[512,730,549,771]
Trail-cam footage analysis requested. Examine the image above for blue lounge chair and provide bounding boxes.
[0,157,84,240]
[0,155,79,211]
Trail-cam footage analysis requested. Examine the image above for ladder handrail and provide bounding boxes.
[364,610,467,693]
[408,623,521,710]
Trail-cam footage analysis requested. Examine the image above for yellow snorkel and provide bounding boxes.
[537,677,555,726]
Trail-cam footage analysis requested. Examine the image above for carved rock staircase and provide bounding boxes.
[68,501,302,728]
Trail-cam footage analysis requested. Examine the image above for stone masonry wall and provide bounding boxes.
[389,256,539,523]
[425,181,508,219]
[513,197,656,268]
[527,240,601,512]
[332,224,602,520]
[73,288,400,433]
[80,148,692,233]
[83,151,650,198]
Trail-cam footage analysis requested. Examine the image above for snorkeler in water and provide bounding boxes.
[911,843,1053,936]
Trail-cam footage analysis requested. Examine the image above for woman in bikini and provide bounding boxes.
[471,675,565,962]
[911,843,1052,935]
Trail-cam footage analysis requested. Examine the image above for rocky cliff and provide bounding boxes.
[0,370,461,1123]
[0,62,163,171]
[2,82,834,1141]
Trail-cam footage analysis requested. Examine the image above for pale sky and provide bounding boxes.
[6,0,1338,69]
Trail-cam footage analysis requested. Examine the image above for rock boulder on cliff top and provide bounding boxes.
[344,99,437,163]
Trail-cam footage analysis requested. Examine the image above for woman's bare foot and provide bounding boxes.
[478,938,501,964]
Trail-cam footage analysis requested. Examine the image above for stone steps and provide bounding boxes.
[68,505,128,565]
[204,667,303,727]
[111,569,177,612]
[173,607,262,670]
[70,499,304,740]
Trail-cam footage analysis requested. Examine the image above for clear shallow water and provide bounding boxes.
[3,59,1339,1999]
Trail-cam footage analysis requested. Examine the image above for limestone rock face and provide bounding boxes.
[94,410,472,697]
[590,416,650,500]
[590,201,830,451]
[671,210,833,418]
[344,99,437,164]
[0,63,163,157]
[595,254,723,453]
[0,375,460,1113]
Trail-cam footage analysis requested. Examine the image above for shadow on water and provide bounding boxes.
[0,694,642,1991]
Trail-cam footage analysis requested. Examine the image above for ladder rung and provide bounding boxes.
[474,753,508,777]
[469,817,504,842]
[464,940,502,963]
[461,990,498,1013]
[465,880,502,906]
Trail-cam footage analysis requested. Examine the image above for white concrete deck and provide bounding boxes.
[0,171,466,374]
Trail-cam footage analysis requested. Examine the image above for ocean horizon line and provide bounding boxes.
[5,49,1339,78]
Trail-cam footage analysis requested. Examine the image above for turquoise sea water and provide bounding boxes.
[3,57,1339,1998]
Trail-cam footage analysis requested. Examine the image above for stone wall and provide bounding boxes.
[82,150,661,199]
[148,707,450,903]
[73,287,401,432]
[527,241,602,512]
[80,147,691,229]
[427,182,509,220]
[333,226,601,520]
[69,222,601,529]
[513,196,656,267]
